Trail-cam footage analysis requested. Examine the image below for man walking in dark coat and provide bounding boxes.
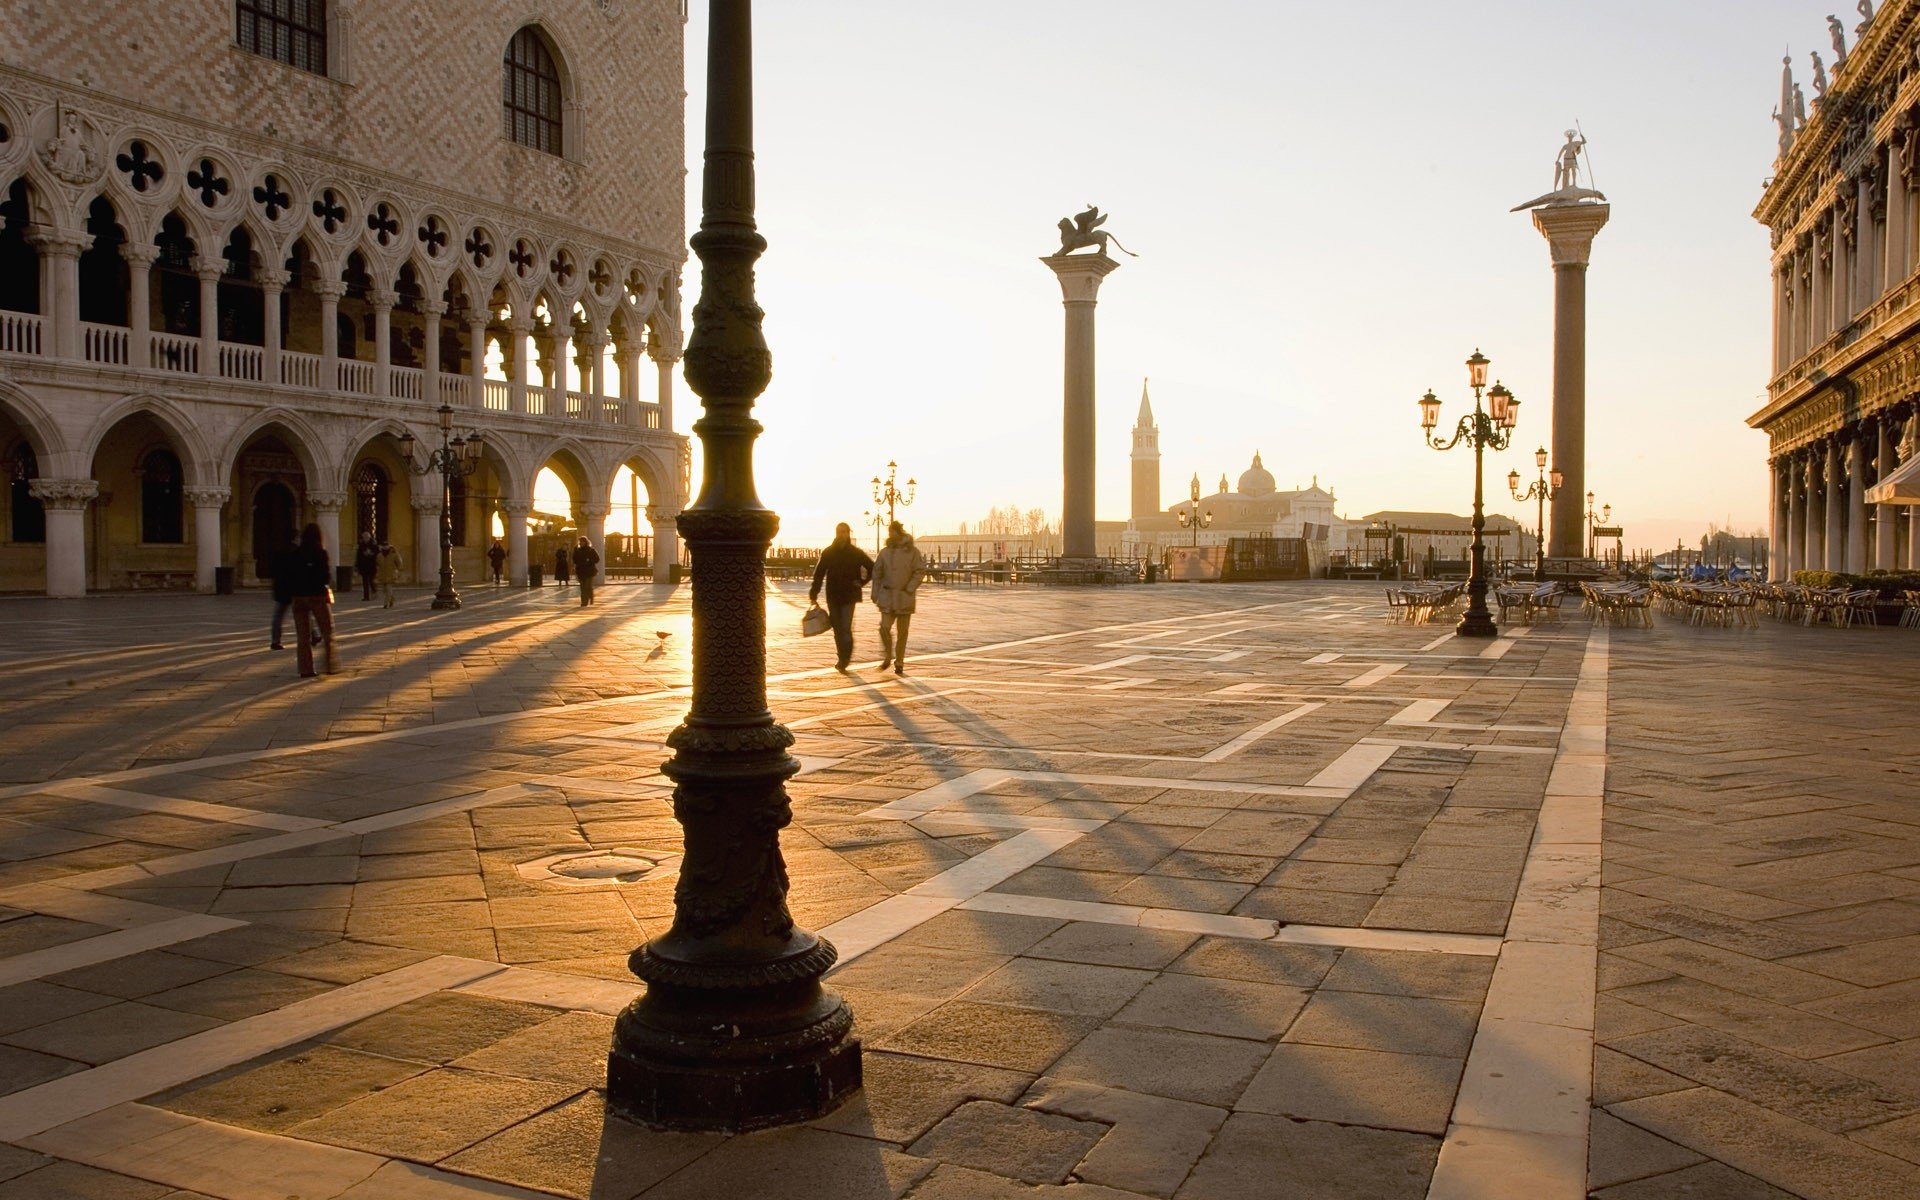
[810,523,873,672]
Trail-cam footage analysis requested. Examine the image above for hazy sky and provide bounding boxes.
[622,1,1822,551]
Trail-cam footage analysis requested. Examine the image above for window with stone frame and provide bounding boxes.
[504,27,564,156]
[139,449,184,545]
[235,0,328,76]
[6,443,43,544]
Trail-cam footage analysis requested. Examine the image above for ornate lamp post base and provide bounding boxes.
[430,590,461,610]
[1456,606,1499,638]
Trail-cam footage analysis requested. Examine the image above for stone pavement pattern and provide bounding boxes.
[0,581,1910,1198]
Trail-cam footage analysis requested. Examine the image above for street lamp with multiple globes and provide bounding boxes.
[1176,473,1213,547]
[1508,447,1563,583]
[1418,349,1519,637]
[1585,492,1611,560]
[871,461,916,526]
[398,404,484,611]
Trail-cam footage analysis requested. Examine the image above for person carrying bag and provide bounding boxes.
[871,521,926,675]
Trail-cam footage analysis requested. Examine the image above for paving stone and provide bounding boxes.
[441,1091,718,1199]
[288,1066,579,1160]
[1025,922,1199,970]
[0,1042,85,1095]
[450,1011,615,1088]
[1165,936,1338,988]
[964,958,1155,1018]
[1588,1109,1709,1189]
[165,923,338,967]
[641,1126,934,1200]
[1611,1024,1920,1132]
[1174,1111,1438,1199]
[1593,1045,1697,1107]
[900,1163,1143,1199]
[224,856,361,887]
[896,910,1065,955]
[1048,1026,1268,1107]
[321,993,557,1064]
[906,1099,1108,1185]
[826,945,1011,1001]
[1284,990,1479,1058]
[1231,886,1376,926]
[1316,947,1495,1001]
[1588,1160,1801,1199]
[268,940,432,984]
[0,1143,50,1184]
[879,1001,1100,1073]
[1609,977,1889,1058]
[0,1161,174,1199]
[156,1044,429,1131]
[1114,973,1308,1042]
[1,999,223,1064]
[813,1051,1031,1145]
[141,967,338,1021]
[1237,1042,1462,1135]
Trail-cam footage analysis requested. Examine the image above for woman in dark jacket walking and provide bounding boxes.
[572,536,600,607]
[288,524,339,677]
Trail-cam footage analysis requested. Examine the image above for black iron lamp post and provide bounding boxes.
[399,404,484,611]
[607,0,861,1132]
[1176,473,1213,547]
[871,461,916,526]
[1585,492,1610,560]
[1508,446,1563,583]
[860,509,885,554]
[1418,348,1519,638]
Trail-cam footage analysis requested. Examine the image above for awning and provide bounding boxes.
[1867,454,1920,505]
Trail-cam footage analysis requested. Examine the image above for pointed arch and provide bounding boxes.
[218,407,329,485]
[0,379,66,468]
[80,394,214,486]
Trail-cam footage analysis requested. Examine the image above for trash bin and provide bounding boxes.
[214,566,236,595]
[670,564,686,584]
[1145,564,1159,584]
[528,563,544,587]
[336,564,354,594]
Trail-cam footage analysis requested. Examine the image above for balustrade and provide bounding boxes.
[438,375,472,407]
[482,380,511,412]
[390,365,424,401]
[217,343,263,382]
[80,322,128,366]
[336,359,375,394]
[150,331,198,374]
[526,384,551,416]
[280,350,322,389]
[0,312,45,356]
[566,390,590,419]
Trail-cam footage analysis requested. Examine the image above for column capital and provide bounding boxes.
[188,255,227,283]
[368,287,398,311]
[258,267,291,290]
[1528,201,1611,268]
[506,314,535,336]
[644,504,681,523]
[313,280,349,301]
[1040,251,1122,303]
[28,478,99,509]
[27,228,89,258]
[499,499,534,516]
[410,492,445,514]
[420,298,448,319]
[647,334,683,363]
[183,485,231,508]
[307,489,348,513]
[120,241,159,268]
[575,502,612,521]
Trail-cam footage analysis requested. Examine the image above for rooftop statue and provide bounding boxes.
[1512,129,1607,211]
[1055,205,1138,257]
[1830,15,1848,66]
[1812,51,1828,98]
[1859,0,1874,37]
[1794,82,1808,128]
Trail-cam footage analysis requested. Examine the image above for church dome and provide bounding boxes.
[1237,452,1276,496]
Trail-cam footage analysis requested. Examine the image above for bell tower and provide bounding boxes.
[1131,378,1160,520]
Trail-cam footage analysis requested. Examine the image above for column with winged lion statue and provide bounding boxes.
[1043,207,1133,562]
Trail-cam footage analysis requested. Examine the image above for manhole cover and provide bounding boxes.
[517,848,682,888]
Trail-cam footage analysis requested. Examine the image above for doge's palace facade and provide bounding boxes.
[0,0,690,595]
[1752,0,1920,580]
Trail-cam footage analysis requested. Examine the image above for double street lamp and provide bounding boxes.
[1176,473,1213,547]
[871,461,916,526]
[399,403,484,611]
[1418,349,1519,638]
[1585,492,1611,560]
[1508,447,1563,583]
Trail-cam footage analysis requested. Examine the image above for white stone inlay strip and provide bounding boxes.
[0,915,245,989]
[1388,699,1452,725]
[1419,633,1457,652]
[1197,703,1322,762]
[1304,742,1398,791]
[1304,652,1343,664]
[1271,923,1502,956]
[823,894,962,964]
[453,964,641,1015]
[1428,625,1607,1200]
[1359,738,1556,756]
[52,783,332,831]
[0,955,504,1142]
[1479,638,1517,660]
[1343,662,1406,689]
[903,829,1085,899]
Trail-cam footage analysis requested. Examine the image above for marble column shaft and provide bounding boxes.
[1529,203,1609,559]
[1042,253,1120,561]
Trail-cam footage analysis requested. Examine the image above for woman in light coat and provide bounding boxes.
[374,542,404,608]
[870,522,926,675]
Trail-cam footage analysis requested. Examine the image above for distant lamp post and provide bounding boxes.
[1508,446,1563,582]
[871,461,916,526]
[1585,493,1611,560]
[399,403,485,611]
[860,509,886,554]
[1176,473,1213,547]
[1418,348,1518,637]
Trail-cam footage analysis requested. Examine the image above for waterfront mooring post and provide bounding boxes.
[606,0,862,1132]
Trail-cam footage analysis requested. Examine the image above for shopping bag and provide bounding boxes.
[801,604,831,637]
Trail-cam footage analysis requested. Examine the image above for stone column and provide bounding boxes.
[584,332,608,421]
[652,342,680,431]
[316,280,346,394]
[191,256,223,377]
[1811,228,1830,343]
[123,242,156,367]
[1528,201,1611,559]
[370,288,395,398]
[501,499,531,586]
[1789,453,1807,573]
[1856,171,1877,310]
[260,267,288,386]
[411,493,441,586]
[307,491,347,573]
[1888,140,1909,287]
[506,315,532,414]
[467,315,489,407]
[1846,430,1869,572]
[646,504,680,582]
[575,501,609,559]
[548,322,572,413]
[1824,438,1845,572]
[422,299,445,407]
[30,479,97,596]
[1041,251,1122,560]
[1767,459,1784,580]
[29,231,86,361]
[185,486,230,593]
[1875,416,1897,569]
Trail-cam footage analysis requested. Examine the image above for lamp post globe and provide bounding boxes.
[1510,445,1558,583]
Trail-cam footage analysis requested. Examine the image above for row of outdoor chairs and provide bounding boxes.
[1580,584,1654,627]
[1495,583,1565,625]
[1384,585,1462,624]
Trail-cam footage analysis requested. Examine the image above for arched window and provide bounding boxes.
[504,27,563,156]
[236,0,328,76]
[0,180,38,315]
[354,461,389,543]
[139,449,184,544]
[6,443,43,544]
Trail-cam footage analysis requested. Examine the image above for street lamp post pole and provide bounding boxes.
[399,404,484,611]
[1418,349,1519,638]
[1508,448,1563,583]
[608,0,861,1132]
[1585,493,1610,561]
[1176,473,1212,548]
[870,461,916,528]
